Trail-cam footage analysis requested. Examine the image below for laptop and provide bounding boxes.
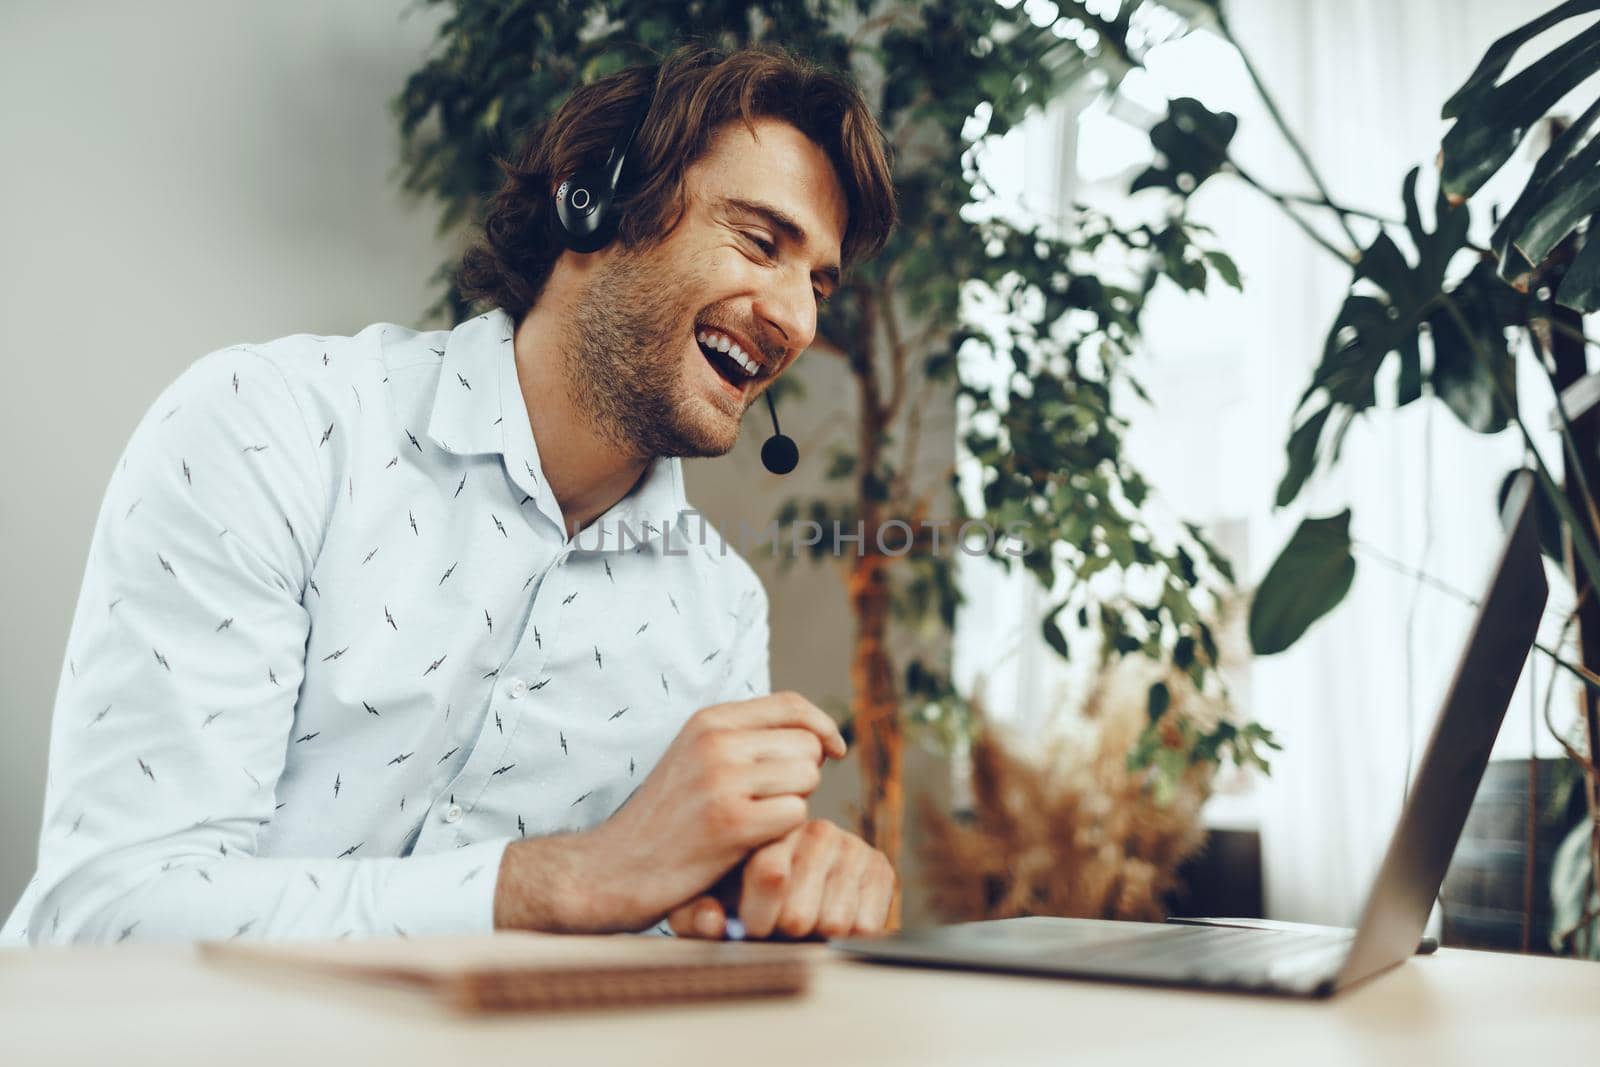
[833,472,1548,997]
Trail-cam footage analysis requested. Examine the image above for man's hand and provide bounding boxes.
[495,691,846,933]
[666,819,895,941]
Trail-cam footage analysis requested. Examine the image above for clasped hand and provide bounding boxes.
[668,817,896,940]
[578,691,895,940]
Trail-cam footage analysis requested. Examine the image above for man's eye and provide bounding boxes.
[815,290,831,308]
[744,232,777,256]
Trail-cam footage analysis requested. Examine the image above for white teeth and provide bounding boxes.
[697,329,761,377]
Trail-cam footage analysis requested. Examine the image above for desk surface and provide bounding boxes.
[3,939,1597,1065]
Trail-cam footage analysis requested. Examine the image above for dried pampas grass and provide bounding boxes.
[918,656,1218,923]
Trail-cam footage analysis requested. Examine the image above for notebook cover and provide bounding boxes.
[201,932,810,1013]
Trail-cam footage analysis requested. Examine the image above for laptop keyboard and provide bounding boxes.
[1073,926,1351,987]
[845,918,1357,994]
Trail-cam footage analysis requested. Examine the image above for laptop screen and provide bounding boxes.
[1335,473,1547,989]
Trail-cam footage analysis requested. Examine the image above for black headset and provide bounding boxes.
[551,72,799,476]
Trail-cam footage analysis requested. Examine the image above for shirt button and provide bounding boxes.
[508,678,529,698]
[443,804,464,824]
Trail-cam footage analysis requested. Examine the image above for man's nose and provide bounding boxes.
[752,269,817,358]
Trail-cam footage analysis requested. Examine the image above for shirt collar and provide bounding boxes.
[425,309,513,458]
[425,308,690,551]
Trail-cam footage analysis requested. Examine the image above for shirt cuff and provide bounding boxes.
[381,838,513,937]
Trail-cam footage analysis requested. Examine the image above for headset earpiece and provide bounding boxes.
[553,86,652,254]
[554,164,619,252]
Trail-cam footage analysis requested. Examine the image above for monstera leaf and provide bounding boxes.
[1429,259,1529,433]
[1132,97,1237,195]
[1274,169,1524,508]
[1249,511,1357,656]
[1441,0,1600,309]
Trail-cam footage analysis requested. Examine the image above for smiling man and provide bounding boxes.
[4,44,897,946]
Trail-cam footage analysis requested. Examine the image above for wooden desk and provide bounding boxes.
[2,940,1597,1065]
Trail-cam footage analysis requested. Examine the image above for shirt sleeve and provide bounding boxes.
[719,572,771,702]
[12,346,509,945]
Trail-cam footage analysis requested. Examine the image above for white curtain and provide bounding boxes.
[955,0,1577,925]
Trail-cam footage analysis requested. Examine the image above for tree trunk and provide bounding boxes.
[849,549,903,925]
[844,285,907,924]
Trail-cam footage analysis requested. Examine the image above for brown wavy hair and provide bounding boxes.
[456,42,896,323]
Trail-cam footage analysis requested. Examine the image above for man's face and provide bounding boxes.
[562,117,848,460]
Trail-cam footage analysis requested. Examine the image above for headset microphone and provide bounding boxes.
[760,391,799,475]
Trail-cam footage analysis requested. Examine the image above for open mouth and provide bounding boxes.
[694,324,766,397]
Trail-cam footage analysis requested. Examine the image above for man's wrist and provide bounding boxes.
[492,829,632,933]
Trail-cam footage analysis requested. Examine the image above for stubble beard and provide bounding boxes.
[561,246,744,461]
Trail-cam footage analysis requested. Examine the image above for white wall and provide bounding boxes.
[0,0,463,914]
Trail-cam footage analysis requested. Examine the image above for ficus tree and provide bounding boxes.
[394,0,1274,894]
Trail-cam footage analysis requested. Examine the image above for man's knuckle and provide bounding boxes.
[751,852,789,890]
[705,794,743,836]
[776,909,812,939]
[693,729,731,765]
[800,761,822,792]
[818,914,853,939]
[755,795,807,837]
[776,796,809,829]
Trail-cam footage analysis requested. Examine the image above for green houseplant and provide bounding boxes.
[393,0,1274,892]
[1137,1,1600,955]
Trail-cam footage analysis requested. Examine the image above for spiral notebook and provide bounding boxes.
[201,932,811,1013]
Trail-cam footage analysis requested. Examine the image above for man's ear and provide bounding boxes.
[547,244,606,286]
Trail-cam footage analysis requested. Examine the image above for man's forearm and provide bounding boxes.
[23,836,510,944]
[493,831,635,933]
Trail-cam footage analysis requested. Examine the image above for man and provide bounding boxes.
[4,43,898,945]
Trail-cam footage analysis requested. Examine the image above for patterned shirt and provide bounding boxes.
[3,308,769,945]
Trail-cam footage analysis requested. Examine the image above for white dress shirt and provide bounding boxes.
[3,308,769,944]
